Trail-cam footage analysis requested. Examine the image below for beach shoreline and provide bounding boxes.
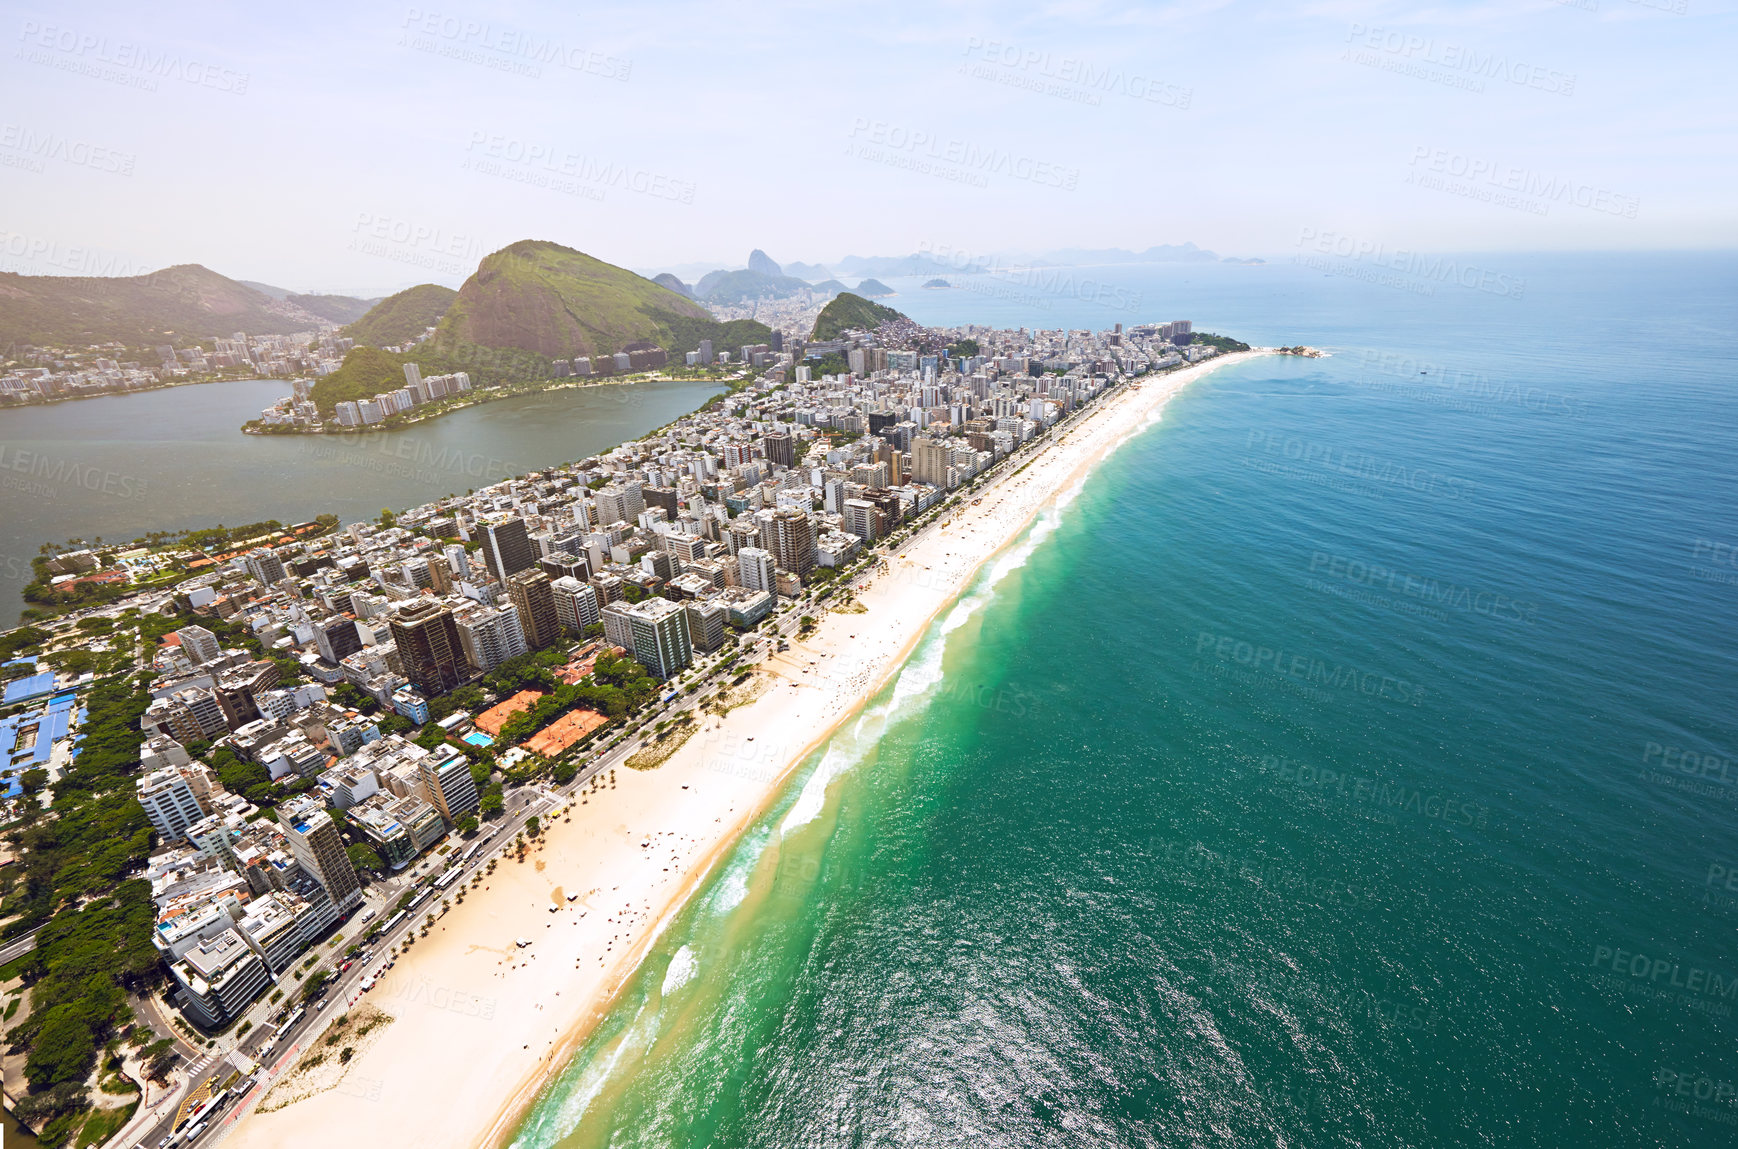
[217,349,1268,1149]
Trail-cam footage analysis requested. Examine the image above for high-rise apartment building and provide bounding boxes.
[427,553,454,595]
[136,767,209,842]
[176,624,221,666]
[737,547,778,598]
[389,600,469,695]
[601,600,637,653]
[172,929,271,1026]
[480,516,537,583]
[626,597,693,680]
[417,746,480,825]
[843,499,881,543]
[726,520,762,556]
[551,576,601,635]
[685,599,727,653]
[161,686,229,742]
[505,568,561,651]
[453,601,527,674]
[662,532,707,564]
[594,483,644,528]
[874,441,904,485]
[910,437,953,487]
[314,614,363,665]
[277,796,363,913]
[762,432,795,468]
[245,547,288,587]
[767,507,816,581]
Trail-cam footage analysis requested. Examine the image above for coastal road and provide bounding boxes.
[0,927,39,965]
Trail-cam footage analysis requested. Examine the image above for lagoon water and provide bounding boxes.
[510,253,1738,1148]
[0,378,722,623]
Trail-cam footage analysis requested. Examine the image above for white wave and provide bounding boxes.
[889,631,947,705]
[514,1000,655,1148]
[938,506,1053,639]
[708,860,750,915]
[779,744,851,834]
[660,945,697,996]
[708,827,768,915]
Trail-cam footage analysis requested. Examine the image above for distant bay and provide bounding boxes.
[0,377,724,624]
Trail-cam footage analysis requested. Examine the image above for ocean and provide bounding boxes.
[506,251,1738,1148]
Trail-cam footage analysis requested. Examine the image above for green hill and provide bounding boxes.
[811,292,905,341]
[344,284,459,347]
[308,346,414,415]
[0,264,334,349]
[433,240,714,361]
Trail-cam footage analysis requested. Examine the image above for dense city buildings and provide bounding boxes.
[3,310,1217,1052]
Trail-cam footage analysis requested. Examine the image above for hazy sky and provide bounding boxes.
[1,0,1731,294]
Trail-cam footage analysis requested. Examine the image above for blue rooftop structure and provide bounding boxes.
[3,672,55,706]
[1,702,73,771]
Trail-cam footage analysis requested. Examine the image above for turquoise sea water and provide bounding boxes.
[513,253,1738,1147]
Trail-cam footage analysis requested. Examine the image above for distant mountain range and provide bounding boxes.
[283,292,380,325]
[0,265,349,349]
[240,281,382,323]
[728,244,1263,282]
[831,254,958,278]
[682,252,838,305]
[1038,242,1263,265]
[1,237,1258,364]
[693,267,815,305]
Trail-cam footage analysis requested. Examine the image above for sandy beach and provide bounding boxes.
[217,349,1268,1149]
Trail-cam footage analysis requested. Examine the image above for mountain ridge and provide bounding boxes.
[0,264,337,348]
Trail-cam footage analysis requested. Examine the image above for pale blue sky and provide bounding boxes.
[0,0,1731,294]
